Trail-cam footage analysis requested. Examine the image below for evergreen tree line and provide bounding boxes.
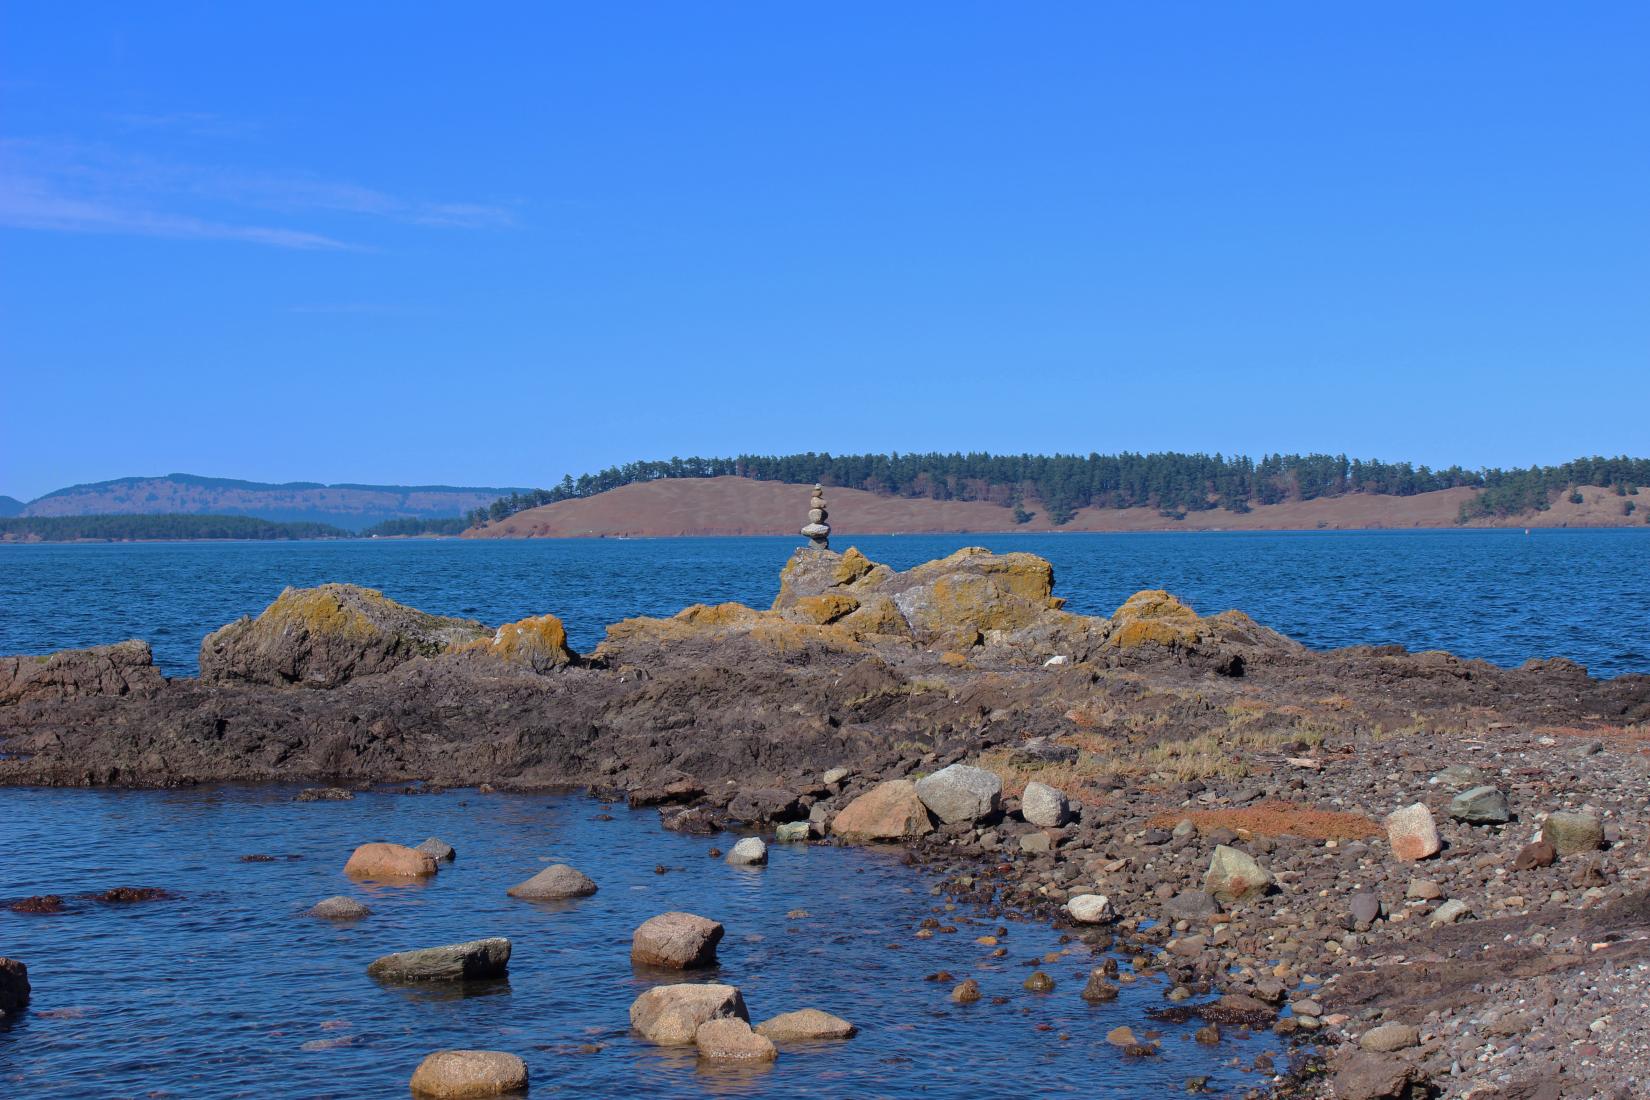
[0,515,351,541]
[467,452,1649,528]
[358,516,470,537]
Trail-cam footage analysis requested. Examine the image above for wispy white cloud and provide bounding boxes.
[0,136,518,249]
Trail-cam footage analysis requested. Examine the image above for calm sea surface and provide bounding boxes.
[0,529,1646,677]
[0,788,1278,1097]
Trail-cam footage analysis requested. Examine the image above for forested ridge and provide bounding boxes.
[468,452,1650,528]
[0,515,350,541]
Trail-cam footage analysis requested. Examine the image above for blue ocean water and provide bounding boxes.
[0,788,1278,1098]
[0,529,1646,677]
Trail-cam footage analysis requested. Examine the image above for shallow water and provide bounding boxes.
[0,787,1278,1097]
[1,528,1646,677]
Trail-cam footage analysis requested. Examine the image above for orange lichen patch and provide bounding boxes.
[264,586,382,640]
[790,593,860,625]
[1107,589,1203,650]
[833,547,877,586]
[1534,723,1650,745]
[677,602,763,627]
[1147,801,1381,841]
[458,613,575,671]
[839,595,911,638]
[1316,694,1356,711]
[939,651,971,668]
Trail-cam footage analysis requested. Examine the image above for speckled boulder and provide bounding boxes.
[630,983,748,1045]
[695,1017,777,1062]
[1385,803,1441,861]
[915,763,1002,824]
[756,1008,857,1042]
[1542,811,1603,856]
[409,1050,528,1097]
[507,864,597,900]
[632,911,723,969]
[344,842,438,879]
[1203,844,1273,905]
[831,780,935,841]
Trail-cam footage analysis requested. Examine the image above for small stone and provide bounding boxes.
[950,978,981,1003]
[1024,971,1055,992]
[1348,891,1381,927]
[1066,894,1114,924]
[1513,839,1557,870]
[726,837,768,866]
[1448,786,1510,825]
[367,938,511,982]
[308,896,371,920]
[414,837,457,862]
[408,1050,528,1097]
[1021,781,1070,827]
[1405,878,1443,899]
[1203,844,1273,905]
[775,822,810,843]
[630,983,749,1045]
[1081,971,1119,1002]
[632,912,724,969]
[756,1008,857,1042]
[1385,803,1441,861]
[1430,899,1472,925]
[507,864,597,900]
[1359,1023,1420,1052]
[1106,1026,1138,1047]
[1019,831,1052,854]
[822,767,850,785]
[1543,811,1603,856]
[694,1017,777,1063]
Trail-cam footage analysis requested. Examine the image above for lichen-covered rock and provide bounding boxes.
[1203,844,1273,905]
[1385,803,1441,861]
[1107,590,1203,650]
[831,780,935,841]
[199,583,488,687]
[914,763,1001,824]
[632,911,724,968]
[695,1017,778,1062]
[1448,785,1510,825]
[507,864,597,899]
[630,983,748,1044]
[458,614,575,672]
[409,1050,528,1097]
[367,938,511,982]
[344,842,438,879]
[0,640,164,706]
[755,1008,857,1042]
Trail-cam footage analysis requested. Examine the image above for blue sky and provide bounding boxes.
[2,3,1646,501]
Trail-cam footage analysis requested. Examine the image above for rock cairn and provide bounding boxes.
[801,483,830,550]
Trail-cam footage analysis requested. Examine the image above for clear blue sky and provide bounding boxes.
[2,3,1646,501]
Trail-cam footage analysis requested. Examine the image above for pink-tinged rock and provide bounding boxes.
[1384,803,1440,862]
[344,842,439,879]
[631,911,724,969]
[695,1017,778,1062]
[408,1049,528,1097]
[830,780,935,841]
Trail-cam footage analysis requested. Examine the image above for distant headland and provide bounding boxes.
[2,454,1646,542]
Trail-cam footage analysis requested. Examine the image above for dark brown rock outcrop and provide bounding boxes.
[0,640,163,705]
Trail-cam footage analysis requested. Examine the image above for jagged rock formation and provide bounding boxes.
[0,639,164,705]
[199,583,489,687]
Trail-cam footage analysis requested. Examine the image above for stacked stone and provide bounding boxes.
[801,484,830,550]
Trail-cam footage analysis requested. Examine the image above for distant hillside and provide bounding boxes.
[21,473,530,532]
[0,496,23,517]
[467,476,1648,538]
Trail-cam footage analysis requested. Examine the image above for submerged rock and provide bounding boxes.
[0,958,29,1016]
[344,842,438,879]
[832,780,935,841]
[409,1050,528,1097]
[630,983,748,1045]
[415,837,457,862]
[308,895,371,920]
[366,938,511,982]
[756,1008,857,1042]
[506,864,597,900]
[632,912,723,969]
[914,763,1002,824]
[774,822,810,843]
[199,583,489,688]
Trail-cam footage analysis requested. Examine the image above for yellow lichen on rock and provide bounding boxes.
[839,595,911,638]
[459,614,575,671]
[832,547,876,586]
[788,593,860,625]
[1107,589,1203,650]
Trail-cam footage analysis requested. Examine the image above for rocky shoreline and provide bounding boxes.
[4,544,1649,1098]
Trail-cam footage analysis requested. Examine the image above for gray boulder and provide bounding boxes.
[630,983,748,1045]
[367,937,511,982]
[507,864,597,899]
[308,895,371,920]
[1020,781,1069,827]
[913,763,1002,824]
[1203,845,1273,905]
[415,837,457,862]
[1448,786,1510,825]
[1543,811,1603,856]
[726,837,768,866]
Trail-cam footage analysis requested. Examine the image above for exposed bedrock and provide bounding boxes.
[0,546,1643,796]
